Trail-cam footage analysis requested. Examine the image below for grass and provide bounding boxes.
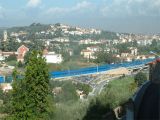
[55,101,89,120]
[6,60,17,66]
[98,76,136,108]
[48,60,96,72]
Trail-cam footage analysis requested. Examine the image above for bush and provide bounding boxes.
[17,61,23,68]
[134,72,147,87]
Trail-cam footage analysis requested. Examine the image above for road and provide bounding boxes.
[89,75,122,96]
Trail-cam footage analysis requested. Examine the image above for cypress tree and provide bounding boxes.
[11,51,54,120]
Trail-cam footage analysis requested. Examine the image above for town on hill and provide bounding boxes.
[0,23,159,120]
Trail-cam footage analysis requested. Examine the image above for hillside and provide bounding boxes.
[0,23,119,41]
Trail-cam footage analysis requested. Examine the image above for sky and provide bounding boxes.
[0,0,160,34]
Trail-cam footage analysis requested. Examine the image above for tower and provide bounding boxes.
[3,30,7,42]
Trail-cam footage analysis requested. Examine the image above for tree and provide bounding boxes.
[24,51,31,65]
[134,72,147,87]
[151,39,157,47]
[94,51,117,64]
[17,61,23,68]
[116,43,131,53]
[61,51,70,62]
[10,51,54,119]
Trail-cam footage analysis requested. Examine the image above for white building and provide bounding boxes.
[81,50,96,59]
[128,47,138,56]
[3,30,7,42]
[53,37,69,42]
[43,51,63,64]
[86,46,101,52]
[0,83,12,92]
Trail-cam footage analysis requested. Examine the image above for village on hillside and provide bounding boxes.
[0,23,159,92]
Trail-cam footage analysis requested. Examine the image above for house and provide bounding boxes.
[66,48,73,56]
[121,53,129,57]
[124,57,132,62]
[86,46,101,52]
[76,90,86,100]
[137,39,152,46]
[81,46,100,59]
[135,55,146,60]
[52,87,62,95]
[0,50,16,61]
[17,45,29,62]
[81,50,95,59]
[43,49,63,64]
[79,39,92,44]
[2,52,16,57]
[0,83,12,92]
[53,37,70,42]
[128,47,138,56]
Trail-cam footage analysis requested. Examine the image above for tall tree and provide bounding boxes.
[10,51,54,120]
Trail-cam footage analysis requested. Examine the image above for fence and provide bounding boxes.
[0,58,155,83]
[51,58,154,78]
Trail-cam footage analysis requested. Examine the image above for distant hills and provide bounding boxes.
[0,23,120,40]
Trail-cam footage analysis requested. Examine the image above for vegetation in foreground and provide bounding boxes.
[0,54,148,120]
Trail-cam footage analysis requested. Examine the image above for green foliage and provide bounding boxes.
[55,101,89,120]
[99,77,136,108]
[75,83,92,95]
[61,51,70,62]
[17,61,23,68]
[0,88,4,102]
[5,55,17,62]
[24,51,31,65]
[10,51,54,120]
[6,60,17,66]
[129,82,138,92]
[94,51,118,64]
[0,89,12,114]
[50,81,78,103]
[116,43,131,53]
[0,38,21,52]
[68,31,118,41]
[83,98,114,120]
[134,72,147,87]
[8,23,49,33]
[83,77,136,120]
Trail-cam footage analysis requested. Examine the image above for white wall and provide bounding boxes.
[43,54,63,64]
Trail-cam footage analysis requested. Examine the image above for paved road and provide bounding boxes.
[89,76,122,96]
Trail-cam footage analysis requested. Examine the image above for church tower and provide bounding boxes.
[3,30,7,42]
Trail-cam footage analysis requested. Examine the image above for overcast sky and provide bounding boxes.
[0,0,160,34]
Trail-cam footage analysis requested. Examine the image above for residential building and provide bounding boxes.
[43,49,63,64]
[128,47,138,56]
[86,46,101,52]
[121,53,129,57]
[17,45,29,62]
[0,83,12,92]
[81,50,95,59]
